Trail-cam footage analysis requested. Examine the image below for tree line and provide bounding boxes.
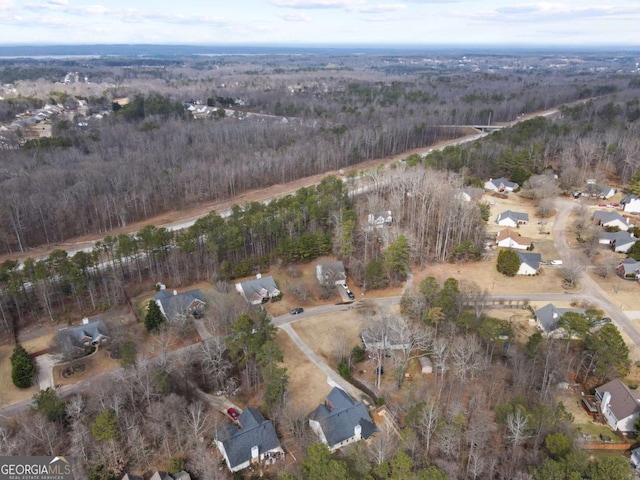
[1,54,632,254]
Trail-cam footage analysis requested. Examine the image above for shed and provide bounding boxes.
[419,357,433,374]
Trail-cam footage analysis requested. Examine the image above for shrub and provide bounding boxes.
[10,343,36,388]
[351,345,366,364]
[337,361,352,380]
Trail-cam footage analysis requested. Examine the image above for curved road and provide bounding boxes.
[552,199,640,344]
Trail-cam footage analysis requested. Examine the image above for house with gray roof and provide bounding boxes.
[534,303,586,334]
[360,317,411,351]
[632,446,640,468]
[309,387,378,452]
[120,474,143,480]
[617,258,640,280]
[484,177,518,193]
[215,407,284,473]
[516,251,541,275]
[154,288,205,321]
[595,185,617,199]
[368,210,393,227]
[149,473,172,480]
[316,261,347,286]
[235,275,281,305]
[595,378,640,432]
[593,210,630,231]
[59,320,109,358]
[598,231,637,253]
[496,210,529,228]
[622,194,640,213]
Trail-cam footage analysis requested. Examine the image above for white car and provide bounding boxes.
[550,260,563,266]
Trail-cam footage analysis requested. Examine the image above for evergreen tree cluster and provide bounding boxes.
[10,343,36,388]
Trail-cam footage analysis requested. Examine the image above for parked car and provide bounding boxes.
[290,307,304,315]
[550,260,563,265]
[227,407,240,421]
[601,317,612,323]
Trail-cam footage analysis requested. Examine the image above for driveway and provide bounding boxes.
[34,353,59,390]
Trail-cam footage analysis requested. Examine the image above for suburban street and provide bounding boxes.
[551,198,640,346]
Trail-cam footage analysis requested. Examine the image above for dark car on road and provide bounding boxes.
[290,307,304,315]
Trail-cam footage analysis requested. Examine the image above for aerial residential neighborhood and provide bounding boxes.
[2,44,640,480]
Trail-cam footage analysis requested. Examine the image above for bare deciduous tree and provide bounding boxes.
[558,254,587,288]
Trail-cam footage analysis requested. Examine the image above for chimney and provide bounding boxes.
[251,445,259,460]
[354,424,362,440]
[173,290,177,296]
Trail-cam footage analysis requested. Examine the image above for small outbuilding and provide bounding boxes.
[419,357,433,374]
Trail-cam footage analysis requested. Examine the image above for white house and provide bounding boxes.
[622,194,640,213]
[368,211,393,227]
[595,378,640,433]
[516,251,541,275]
[309,387,377,452]
[484,177,518,193]
[496,228,532,250]
[496,210,529,227]
[593,211,630,231]
[599,231,637,253]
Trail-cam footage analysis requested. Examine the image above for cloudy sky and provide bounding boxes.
[0,0,638,47]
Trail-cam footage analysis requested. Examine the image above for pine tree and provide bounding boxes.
[497,249,520,276]
[145,300,164,332]
[10,343,36,388]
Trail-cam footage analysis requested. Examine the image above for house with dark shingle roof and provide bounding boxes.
[593,210,630,231]
[484,177,518,193]
[316,261,347,286]
[59,319,109,358]
[149,473,173,480]
[120,474,143,480]
[534,303,586,334]
[154,289,206,321]
[309,387,378,452]
[599,231,637,253]
[235,275,281,305]
[516,251,541,275]
[496,210,529,228]
[617,258,640,280]
[595,378,640,432]
[215,407,284,473]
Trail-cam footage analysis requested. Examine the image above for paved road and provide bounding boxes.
[552,198,640,346]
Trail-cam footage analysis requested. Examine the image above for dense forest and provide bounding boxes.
[1,52,638,254]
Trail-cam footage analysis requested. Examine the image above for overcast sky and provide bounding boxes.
[0,0,638,47]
